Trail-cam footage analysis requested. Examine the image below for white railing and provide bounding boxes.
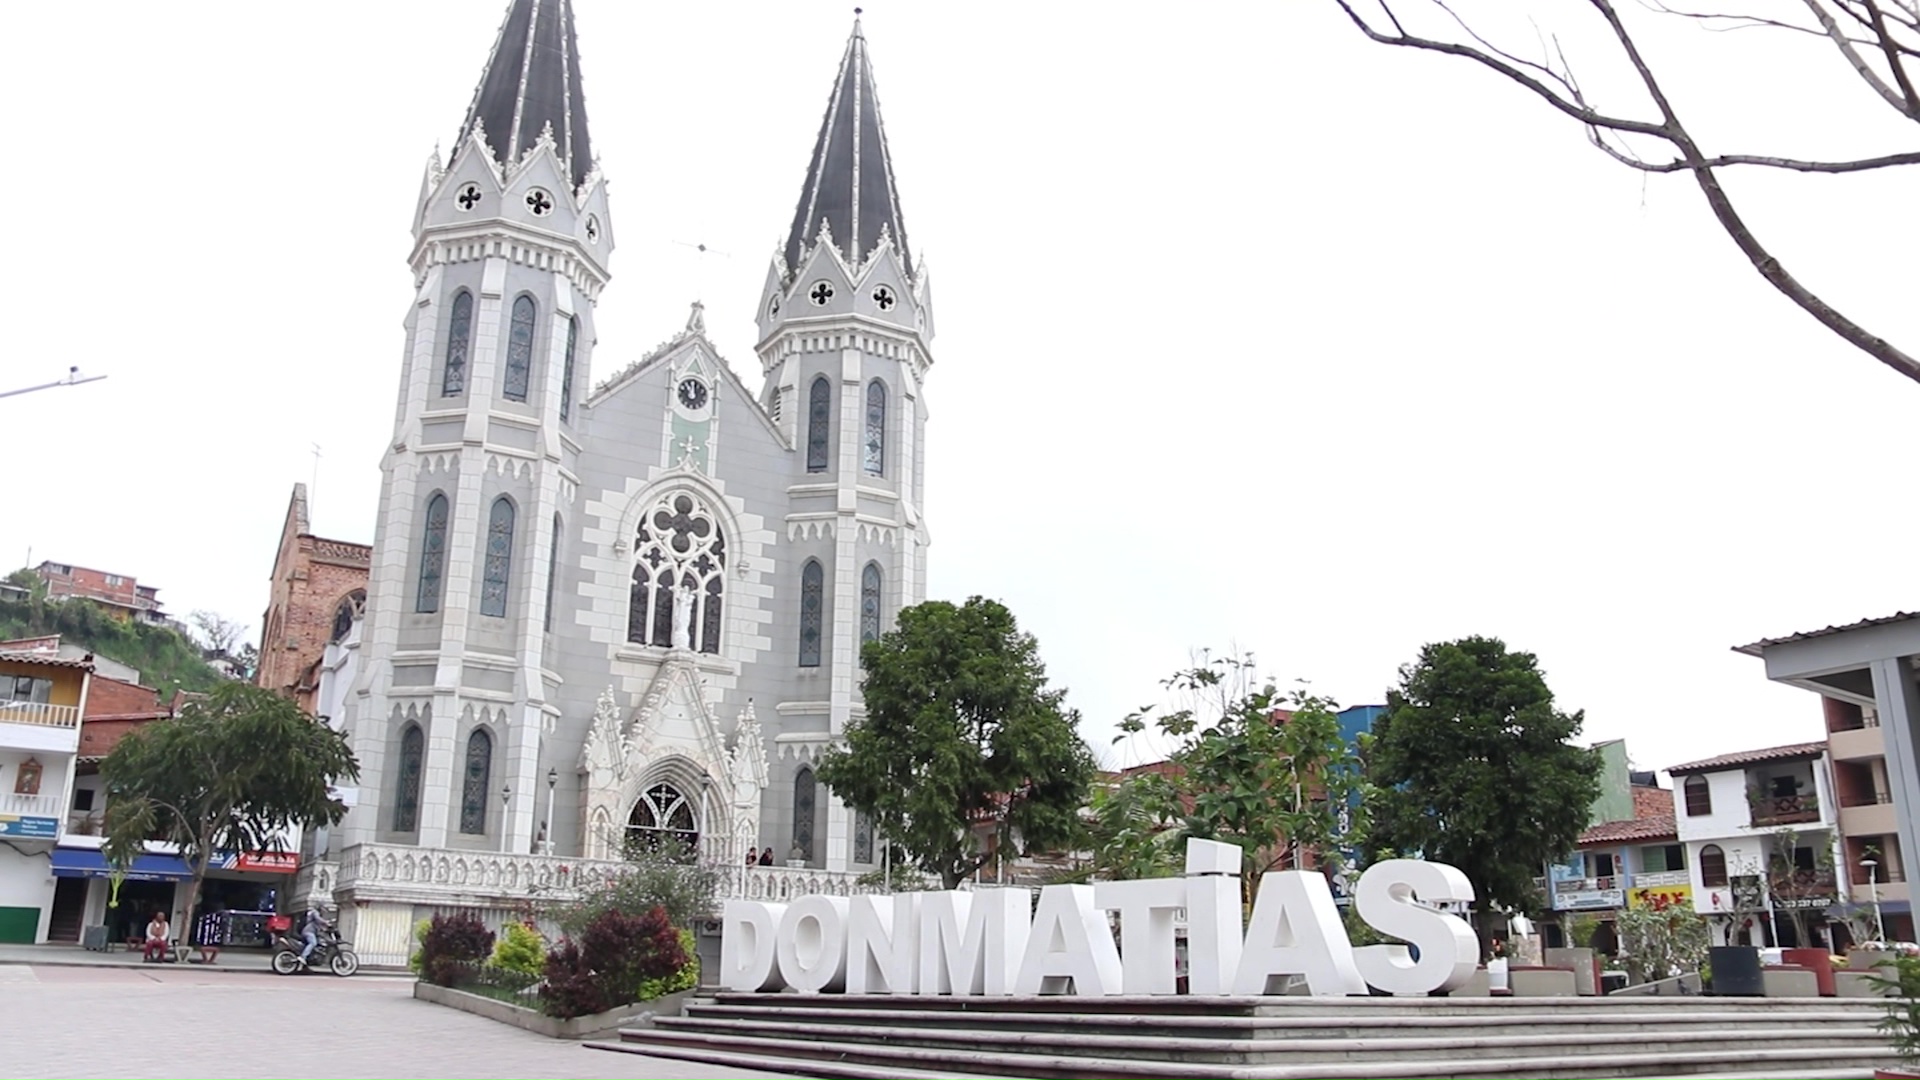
[1633,869,1690,887]
[0,702,80,730]
[0,791,62,819]
[334,842,877,904]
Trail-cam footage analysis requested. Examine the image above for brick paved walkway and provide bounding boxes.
[1,964,794,1078]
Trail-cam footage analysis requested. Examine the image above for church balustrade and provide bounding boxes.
[333,841,874,906]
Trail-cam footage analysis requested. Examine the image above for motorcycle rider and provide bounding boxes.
[296,906,334,968]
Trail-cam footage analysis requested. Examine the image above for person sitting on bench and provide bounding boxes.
[143,911,171,962]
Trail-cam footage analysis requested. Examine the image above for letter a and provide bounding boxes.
[1232,871,1366,997]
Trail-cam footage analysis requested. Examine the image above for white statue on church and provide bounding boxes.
[671,584,694,650]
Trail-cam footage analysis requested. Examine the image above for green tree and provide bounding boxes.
[1122,653,1368,900]
[101,682,357,952]
[817,597,1095,889]
[1367,636,1601,954]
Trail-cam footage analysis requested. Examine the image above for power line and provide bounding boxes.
[1,366,107,401]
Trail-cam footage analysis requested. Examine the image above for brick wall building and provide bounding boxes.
[32,562,165,623]
[255,485,369,714]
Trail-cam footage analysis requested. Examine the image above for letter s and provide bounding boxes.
[1352,860,1477,996]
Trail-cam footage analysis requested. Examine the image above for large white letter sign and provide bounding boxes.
[1182,838,1244,996]
[918,889,1030,996]
[846,892,920,994]
[1015,884,1124,996]
[1233,871,1367,997]
[1351,859,1478,996]
[721,900,786,991]
[1094,877,1186,995]
[776,895,850,993]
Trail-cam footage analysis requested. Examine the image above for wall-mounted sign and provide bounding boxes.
[213,851,300,873]
[1627,884,1694,910]
[722,839,1481,999]
[0,814,57,839]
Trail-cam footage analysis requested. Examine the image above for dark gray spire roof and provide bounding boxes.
[457,0,594,192]
[783,17,912,277]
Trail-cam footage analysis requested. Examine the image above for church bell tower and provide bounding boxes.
[344,0,611,855]
[758,16,935,867]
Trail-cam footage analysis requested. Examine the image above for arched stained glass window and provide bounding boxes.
[392,723,424,833]
[792,767,816,861]
[624,783,699,860]
[416,494,450,613]
[544,515,562,631]
[860,563,882,644]
[331,589,366,644]
[443,290,473,396]
[559,316,578,422]
[503,296,535,402]
[864,380,886,476]
[480,498,515,618]
[625,492,727,653]
[799,560,824,667]
[459,728,493,835]
[806,377,831,473]
[853,810,873,864]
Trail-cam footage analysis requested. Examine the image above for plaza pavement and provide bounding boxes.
[0,962,795,1079]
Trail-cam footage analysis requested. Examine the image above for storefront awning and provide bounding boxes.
[51,849,191,882]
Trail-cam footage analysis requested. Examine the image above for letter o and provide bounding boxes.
[776,895,849,993]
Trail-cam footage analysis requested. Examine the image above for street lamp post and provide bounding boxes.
[500,785,511,854]
[1863,856,1886,943]
[544,768,558,857]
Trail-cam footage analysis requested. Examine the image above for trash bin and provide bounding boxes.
[1709,946,1765,997]
[695,917,723,989]
[81,925,110,952]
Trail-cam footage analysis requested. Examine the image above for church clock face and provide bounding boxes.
[677,377,709,410]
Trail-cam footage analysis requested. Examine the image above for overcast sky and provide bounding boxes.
[3,1,1911,776]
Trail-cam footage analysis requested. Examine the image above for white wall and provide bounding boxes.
[1674,769,1755,841]
[0,846,57,942]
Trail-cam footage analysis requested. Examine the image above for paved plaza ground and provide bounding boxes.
[0,962,793,1079]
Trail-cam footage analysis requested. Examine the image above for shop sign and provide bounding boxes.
[214,851,299,873]
[0,814,57,839]
[722,839,1481,999]
[1627,884,1694,909]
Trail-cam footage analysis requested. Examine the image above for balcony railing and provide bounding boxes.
[1555,875,1619,894]
[1853,867,1908,886]
[0,702,81,730]
[1841,791,1895,809]
[1633,869,1690,887]
[0,791,63,819]
[1751,793,1822,826]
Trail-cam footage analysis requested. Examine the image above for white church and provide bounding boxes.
[303,0,935,964]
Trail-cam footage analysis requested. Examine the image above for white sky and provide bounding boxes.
[2,1,1911,776]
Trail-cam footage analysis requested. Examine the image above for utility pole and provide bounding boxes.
[1,367,107,400]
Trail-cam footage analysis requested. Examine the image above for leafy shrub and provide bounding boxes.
[1616,894,1710,985]
[491,921,545,976]
[539,905,687,1019]
[1865,952,1920,1068]
[637,928,699,1001]
[546,848,719,938]
[407,918,431,975]
[420,911,494,988]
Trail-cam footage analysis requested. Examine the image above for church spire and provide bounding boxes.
[782,13,912,278]
[456,0,595,192]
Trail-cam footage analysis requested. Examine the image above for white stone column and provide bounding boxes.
[1870,657,1920,891]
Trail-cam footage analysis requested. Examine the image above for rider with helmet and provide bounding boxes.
[297,905,335,968]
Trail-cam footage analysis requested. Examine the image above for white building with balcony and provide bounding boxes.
[0,650,91,943]
[1669,741,1842,948]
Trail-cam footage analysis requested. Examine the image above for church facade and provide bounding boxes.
[290,0,935,958]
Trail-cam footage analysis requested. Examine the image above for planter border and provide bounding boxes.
[412,980,691,1039]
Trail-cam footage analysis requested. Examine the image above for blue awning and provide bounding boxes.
[51,849,191,882]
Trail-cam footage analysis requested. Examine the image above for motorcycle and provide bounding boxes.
[270,926,360,977]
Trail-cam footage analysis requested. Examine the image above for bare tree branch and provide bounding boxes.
[1803,0,1920,115]
[1858,0,1920,114]
[1604,147,1920,171]
[1336,0,1920,386]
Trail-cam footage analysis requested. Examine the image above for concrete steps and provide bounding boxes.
[585,993,1895,1080]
